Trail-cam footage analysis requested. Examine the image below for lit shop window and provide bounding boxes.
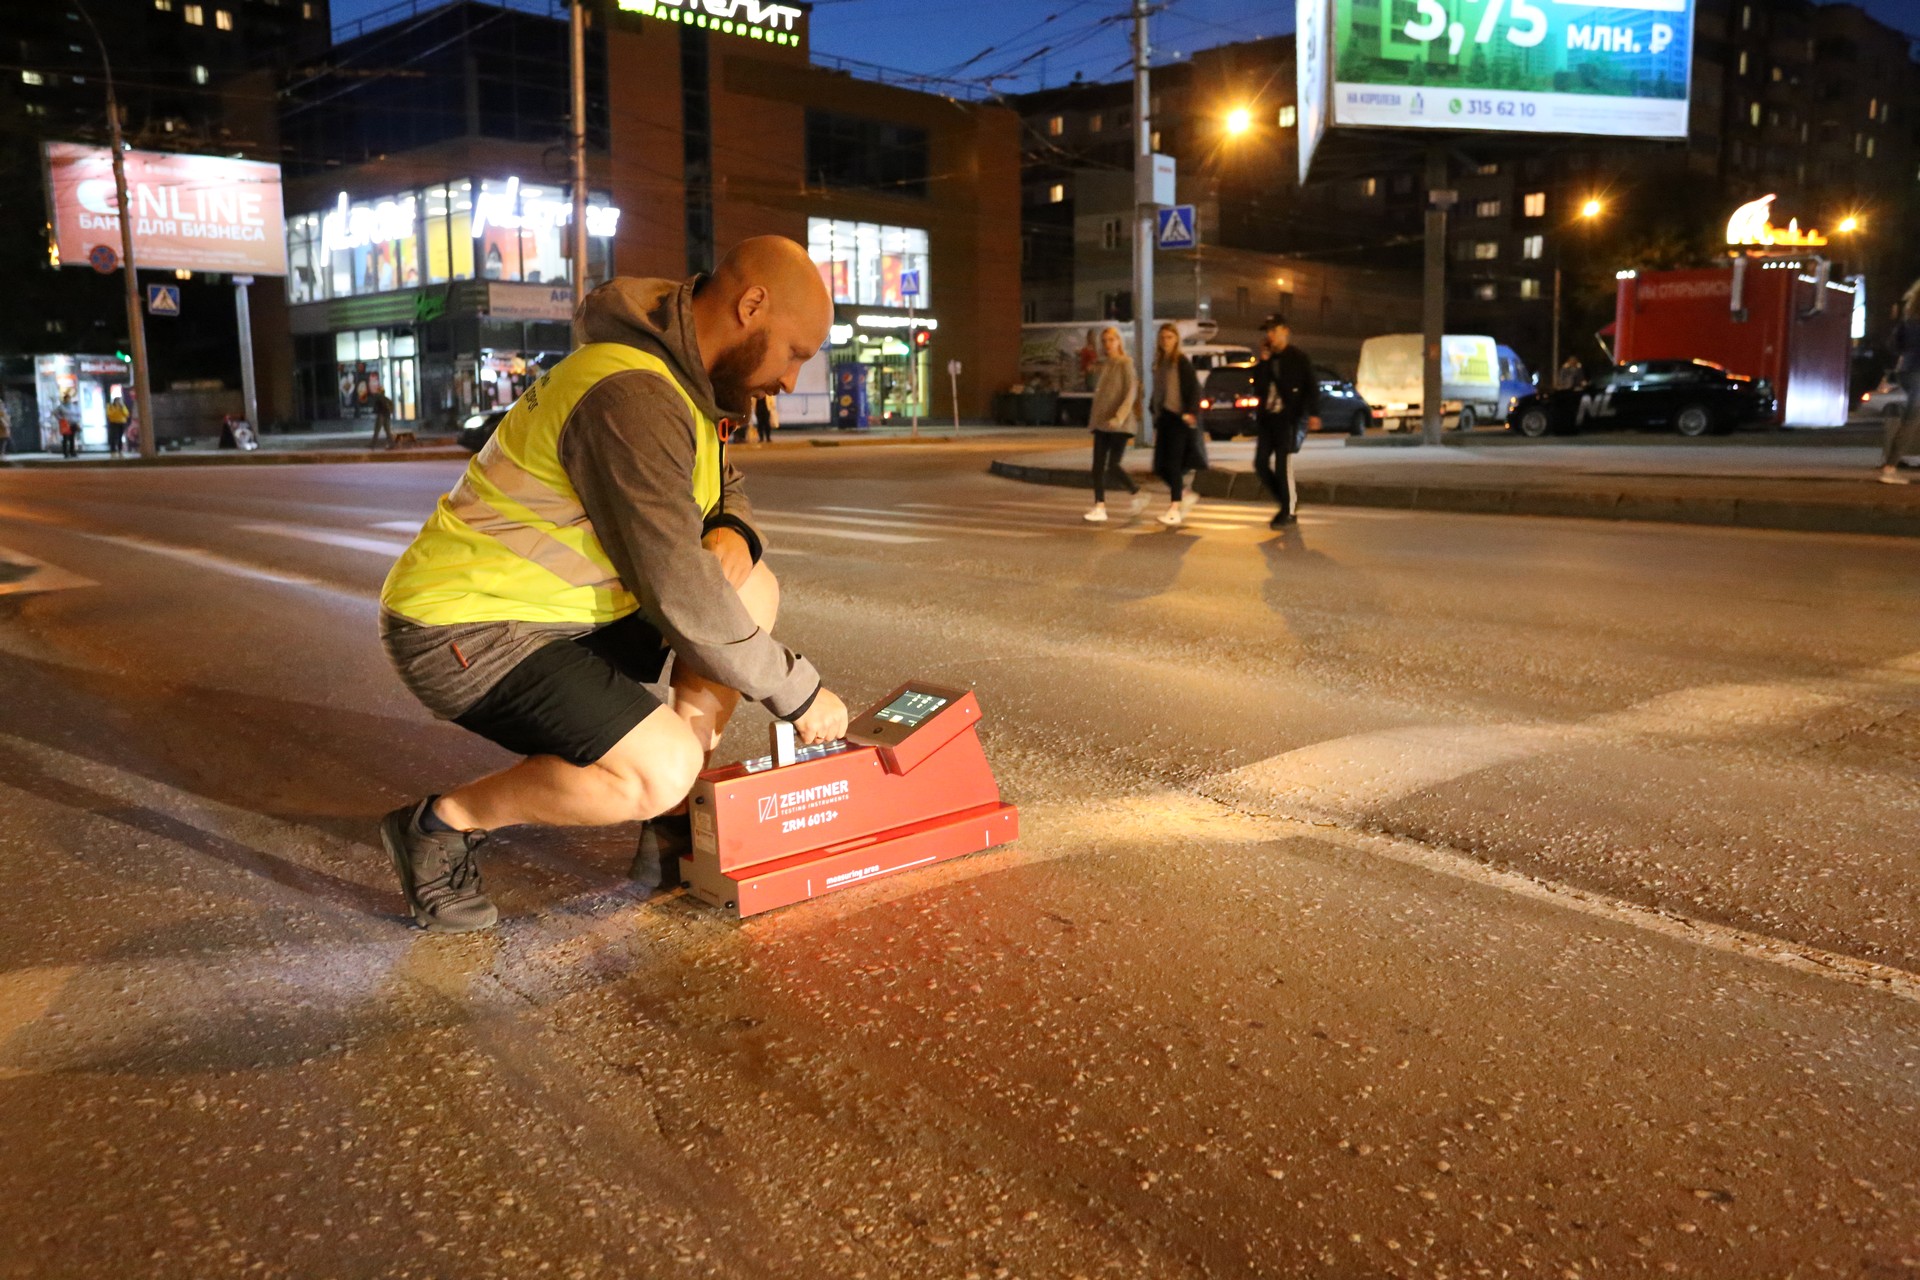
[807,218,931,308]
[423,181,475,284]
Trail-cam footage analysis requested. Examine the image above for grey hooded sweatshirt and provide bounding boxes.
[379,276,820,723]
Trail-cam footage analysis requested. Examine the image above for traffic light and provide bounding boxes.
[912,328,931,349]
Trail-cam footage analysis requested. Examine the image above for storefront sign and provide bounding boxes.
[472,177,621,239]
[1302,0,1694,141]
[320,192,417,255]
[488,283,577,323]
[1726,194,1828,248]
[44,142,287,276]
[616,0,804,45]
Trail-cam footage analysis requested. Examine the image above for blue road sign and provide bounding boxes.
[88,243,118,274]
[147,285,181,317]
[900,269,921,298]
[1156,205,1197,250]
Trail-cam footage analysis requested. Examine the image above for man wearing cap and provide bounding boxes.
[1250,315,1321,529]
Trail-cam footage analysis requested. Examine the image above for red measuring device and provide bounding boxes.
[684,682,1019,917]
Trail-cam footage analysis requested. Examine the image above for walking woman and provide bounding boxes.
[1148,323,1205,526]
[1084,326,1140,522]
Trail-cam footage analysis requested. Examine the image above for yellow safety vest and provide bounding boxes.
[381,344,723,627]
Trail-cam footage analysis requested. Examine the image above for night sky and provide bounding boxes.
[327,0,1920,95]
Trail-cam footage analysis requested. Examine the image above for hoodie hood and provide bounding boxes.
[573,276,727,421]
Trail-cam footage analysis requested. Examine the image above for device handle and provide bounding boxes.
[770,720,799,768]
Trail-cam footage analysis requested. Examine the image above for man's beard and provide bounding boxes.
[708,329,771,415]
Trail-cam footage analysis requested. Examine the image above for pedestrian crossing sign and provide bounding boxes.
[1156,205,1197,250]
[147,285,181,317]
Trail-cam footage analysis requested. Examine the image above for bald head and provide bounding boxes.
[692,236,834,413]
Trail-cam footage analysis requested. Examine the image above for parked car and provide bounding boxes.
[1196,363,1371,440]
[1507,359,1773,438]
[1861,381,1909,419]
[458,408,509,452]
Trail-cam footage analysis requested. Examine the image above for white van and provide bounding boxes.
[1356,333,1509,432]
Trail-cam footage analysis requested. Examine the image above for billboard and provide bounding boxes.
[44,143,288,277]
[1306,0,1693,142]
[1297,0,1331,183]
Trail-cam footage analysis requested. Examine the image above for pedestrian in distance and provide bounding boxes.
[1555,355,1586,390]
[106,395,130,458]
[0,394,12,459]
[1148,323,1205,527]
[370,389,396,449]
[1250,315,1321,529]
[1083,326,1141,523]
[57,390,79,458]
[376,236,849,932]
[752,390,778,443]
[1878,285,1920,485]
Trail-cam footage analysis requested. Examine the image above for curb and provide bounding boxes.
[985,460,1920,538]
[2,446,471,469]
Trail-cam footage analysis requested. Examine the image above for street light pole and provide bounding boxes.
[569,0,590,319]
[73,0,155,459]
[1130,0,1154,447]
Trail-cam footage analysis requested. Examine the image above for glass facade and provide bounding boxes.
[287,179,617,304]
[807,218,930,308]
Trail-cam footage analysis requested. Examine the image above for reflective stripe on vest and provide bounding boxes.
[380,343,724,627]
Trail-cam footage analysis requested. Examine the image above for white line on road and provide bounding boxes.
[237,524,412,556]
[759,510,1043,539]
[815,505,1061,532]
[71,530,333,589]
[0,544,96,597]
[369,519,425,534]
[747,519,933,545]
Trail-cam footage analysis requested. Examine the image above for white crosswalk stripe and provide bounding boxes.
[756,509,1044,539]
[747,519,933,545]
[239,524,412,556]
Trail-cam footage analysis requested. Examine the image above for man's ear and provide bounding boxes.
[736,284,769,327]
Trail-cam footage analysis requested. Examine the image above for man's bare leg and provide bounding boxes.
[432,560,780,833]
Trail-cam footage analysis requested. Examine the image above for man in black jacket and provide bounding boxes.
[1250,315,1321,528]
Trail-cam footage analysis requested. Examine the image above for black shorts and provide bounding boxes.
[453,612,671,766]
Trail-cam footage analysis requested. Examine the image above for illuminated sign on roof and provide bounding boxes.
[615,0,804,46]
[1726,194,1828,248]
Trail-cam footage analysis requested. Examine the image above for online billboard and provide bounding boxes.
[1310,0,1693,140]
[44,143,288,277]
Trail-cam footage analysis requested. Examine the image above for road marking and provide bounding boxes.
[238,524,411,556]
[816,505,1061,531]
[369,519,424,534]
[71,530,332,588]
[758,510,1043,539]
[747,519,933,545]
[0,544,96,597]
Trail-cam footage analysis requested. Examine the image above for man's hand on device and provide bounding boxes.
[703,526,755,588]
[794,688,849,745]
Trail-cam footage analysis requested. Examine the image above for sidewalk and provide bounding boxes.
[988,429,1920,538]
[0,420,1057,469]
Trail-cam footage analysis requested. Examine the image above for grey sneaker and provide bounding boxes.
[380,800,498,933]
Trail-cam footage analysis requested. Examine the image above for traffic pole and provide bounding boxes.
[569,0,590,322]
[233,276,258,433]
[1130,0,1154,448]
[1420,141,1449,447]
[75,1,156,459]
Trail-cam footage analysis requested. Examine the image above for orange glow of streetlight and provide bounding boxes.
[1837,215,1861,233]
[1580,198,1603,219]
[1225,107,1253,136]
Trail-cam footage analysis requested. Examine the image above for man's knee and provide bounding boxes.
[592,707,706,820]
[737,560,779,632]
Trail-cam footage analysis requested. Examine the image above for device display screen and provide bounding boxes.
[873,690,949,730]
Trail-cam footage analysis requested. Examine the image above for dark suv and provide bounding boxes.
[1197,364,1372,441]
[1508,359,1774,437]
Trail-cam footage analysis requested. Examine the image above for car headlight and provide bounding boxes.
[462,414,490,433]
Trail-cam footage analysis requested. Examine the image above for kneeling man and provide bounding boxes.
[377,236,848,932]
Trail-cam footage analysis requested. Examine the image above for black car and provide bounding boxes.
[1507,359,1774,438]
[457,408,510,453]
[1197,363,1371,441]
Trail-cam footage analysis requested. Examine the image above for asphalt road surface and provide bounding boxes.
[1,443,1917,1279]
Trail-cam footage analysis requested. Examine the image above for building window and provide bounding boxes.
[24,102,46,116]
[1523,191,1545,217]
[1022,300,1037,324]
[1101,218,1124,251]
[1150,130,1161,150]
[1472,241,1499,260]
[1047,183,1065,204]
[1475,162,1499,176]
[302,1,313,16]
[1393,174,1414,195]
[215,8,232,29]
[1475,282,1497,301]
[1475,199,1502,218]
[184,2,203,22]
[192,64,208,84]
[1740,4,1751,30]
[1101,291,1131,321]
[1867,137,1876,159]
[1770,66,1781,82]
[1522,234,1544,259]
[1737,51,1748,75]
[806,111,930,198]
[1361,177,1378,197]
[21,69,43,85]
[1089,113,1103,132]
[1277,105,1297,128]
[1046,115,1064,137]
[1868,98,1878,120]
[154,0,173,9]
[807,218,931,307]
[1519,278,1542,300]
[1749,102,1761,127]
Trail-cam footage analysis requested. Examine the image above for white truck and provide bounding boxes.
[1019,320,1255,425]
[1356,333,1530,432]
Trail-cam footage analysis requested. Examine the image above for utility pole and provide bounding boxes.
[569,0,590,319]
[1420,142,1450,447]
[1131,0,1154,447]
[74,0,155,459]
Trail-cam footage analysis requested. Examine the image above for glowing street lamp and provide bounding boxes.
[1580,198,1603,219]
[1554,199,1607,377]
[1837,215,1861,234]
[1225,107,1253,136]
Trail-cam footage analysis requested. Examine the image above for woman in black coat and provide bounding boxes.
[1148,324,1206,526]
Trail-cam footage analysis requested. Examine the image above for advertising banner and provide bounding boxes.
[1296,0,1332,183]
[1326,0,1694,139]
[44,143,288,276]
